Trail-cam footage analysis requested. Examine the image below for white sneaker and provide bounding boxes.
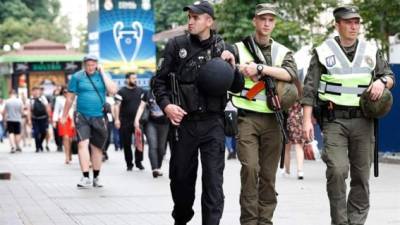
[280,169,290,177]
[297,171,304,180]
[93,177,103,188]
[77,177,92,188]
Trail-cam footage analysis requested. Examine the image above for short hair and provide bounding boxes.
[125,72,136,79]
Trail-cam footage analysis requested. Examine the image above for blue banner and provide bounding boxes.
[98,0,156,89]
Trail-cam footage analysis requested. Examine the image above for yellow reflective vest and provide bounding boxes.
[316,38,377,107]
[231,40,290,113]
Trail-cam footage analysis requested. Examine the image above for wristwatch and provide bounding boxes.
[379,76,388,87]
[256,64,264,75]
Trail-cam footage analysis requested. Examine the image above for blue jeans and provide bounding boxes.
[225,136,236,153]
[144,121,169,170]
[0,121,4,140]
[112,124,121,150]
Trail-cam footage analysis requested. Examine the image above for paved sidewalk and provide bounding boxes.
[0,140,399,225]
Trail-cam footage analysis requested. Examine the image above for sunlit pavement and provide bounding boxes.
[0,139,399,225]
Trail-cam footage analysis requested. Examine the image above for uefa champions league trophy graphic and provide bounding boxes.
[113,21,143,64]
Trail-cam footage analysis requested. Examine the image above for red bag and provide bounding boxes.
[304,143,315,160]
[134,128,144,152]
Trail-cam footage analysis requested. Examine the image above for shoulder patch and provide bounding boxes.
[179,48,187,59]
[365,55,374,67]
[325,55,336,67]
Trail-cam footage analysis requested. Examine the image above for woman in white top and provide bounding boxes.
[53,86,75,164]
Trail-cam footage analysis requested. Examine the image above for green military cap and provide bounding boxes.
[255,3,277,16]
[333,5,361,21]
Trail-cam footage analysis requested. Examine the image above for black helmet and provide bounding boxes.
[197,57,235,96]
[360,88,393,118]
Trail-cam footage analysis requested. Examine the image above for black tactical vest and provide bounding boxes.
[172,33,227,113]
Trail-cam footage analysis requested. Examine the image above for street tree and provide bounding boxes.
[354,0,400,56]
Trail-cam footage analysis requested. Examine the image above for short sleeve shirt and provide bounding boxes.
[68,70,108,117]
[5,97,23,122]
[114,86,143,122]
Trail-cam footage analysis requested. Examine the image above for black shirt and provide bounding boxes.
[115,86,143,122]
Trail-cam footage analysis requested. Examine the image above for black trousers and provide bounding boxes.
[170,116,225,225]
[53,126,62,149]
[119,121,143,168]
[32,118,48,151]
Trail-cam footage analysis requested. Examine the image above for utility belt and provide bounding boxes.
[185,111,223,121]
[238,109,273,117]
[322,103,363,120]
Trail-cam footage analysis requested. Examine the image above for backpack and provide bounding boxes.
[32,98,47,118]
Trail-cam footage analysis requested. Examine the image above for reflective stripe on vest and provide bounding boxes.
[231,40,290,113]
[315,38,377,107]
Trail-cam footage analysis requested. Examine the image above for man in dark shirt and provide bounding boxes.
[114,73,145,171]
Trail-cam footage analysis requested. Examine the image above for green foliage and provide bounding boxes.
[153,0,338,51]
[154,0,193,33]
[215,0,338,50]
[354,0,400,55]
[0,0,34,22]
[0,0,69,47]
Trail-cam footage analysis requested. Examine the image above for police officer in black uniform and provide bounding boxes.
[152,1,244,225]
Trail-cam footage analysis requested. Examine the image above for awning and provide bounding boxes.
[0,54,85,63]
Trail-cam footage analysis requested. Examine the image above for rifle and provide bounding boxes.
[244,36,288,169]
[169,72,181,141]
[263,76,289,169]
[374,118,379,177]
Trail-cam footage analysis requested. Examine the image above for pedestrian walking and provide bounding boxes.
[61,54,117,188]
[114,73,145,171]
[53,86,75,164]
[134,87,169,178]
[231,3,298,225]
[3,90,24,153]
[152,1,243,224]
[30,86,51,153]
[282,78,305,179]
[302,6,395,225]
[0,98,5,143]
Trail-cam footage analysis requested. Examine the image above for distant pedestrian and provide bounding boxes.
[30,86,51,152]
[134,88,169,178]
[114,73,145,171]
[3,90,24,153]
[52,86,64,152]
[0,98,5,143]
[20,94,32,147]
[53,86,75,164]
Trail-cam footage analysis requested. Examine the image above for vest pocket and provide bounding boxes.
[179,84,199,112]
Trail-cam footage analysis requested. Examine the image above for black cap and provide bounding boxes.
[183,1,215,19]
[333,6,360,21]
